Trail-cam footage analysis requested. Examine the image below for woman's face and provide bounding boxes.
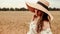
[35,9,43,17]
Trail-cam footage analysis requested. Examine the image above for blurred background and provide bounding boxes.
[0,0,60,11]
[0,0,60,34]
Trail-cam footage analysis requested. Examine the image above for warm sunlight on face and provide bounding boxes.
[35,9,43,16]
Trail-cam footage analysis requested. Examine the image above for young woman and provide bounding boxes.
[25,0,53,34]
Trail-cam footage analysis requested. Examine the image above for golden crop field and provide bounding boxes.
[0,11,60,34]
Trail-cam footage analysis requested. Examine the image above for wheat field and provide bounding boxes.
[0,11,60,34]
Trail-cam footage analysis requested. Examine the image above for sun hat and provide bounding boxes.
[25,0,53,21]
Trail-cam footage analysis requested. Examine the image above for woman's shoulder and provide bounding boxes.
[30,21,35,25]
[29,21,37,27]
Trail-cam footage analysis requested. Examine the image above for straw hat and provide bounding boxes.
[25,0,53,21]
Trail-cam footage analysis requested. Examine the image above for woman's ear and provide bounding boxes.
[48,16,50,21]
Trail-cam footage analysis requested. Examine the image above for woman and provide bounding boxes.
[25,0,53,34]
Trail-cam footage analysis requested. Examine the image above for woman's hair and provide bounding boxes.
[33,10,51,33]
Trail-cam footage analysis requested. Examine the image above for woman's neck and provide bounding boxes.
[42,21,50,30]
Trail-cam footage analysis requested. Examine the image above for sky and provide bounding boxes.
[0,0,60,8]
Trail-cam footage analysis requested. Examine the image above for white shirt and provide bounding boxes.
[27,21,53,34]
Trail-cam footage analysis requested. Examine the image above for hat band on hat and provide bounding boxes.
[37,1,48,10]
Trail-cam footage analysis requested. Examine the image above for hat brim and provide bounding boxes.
[26,2,53,21]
